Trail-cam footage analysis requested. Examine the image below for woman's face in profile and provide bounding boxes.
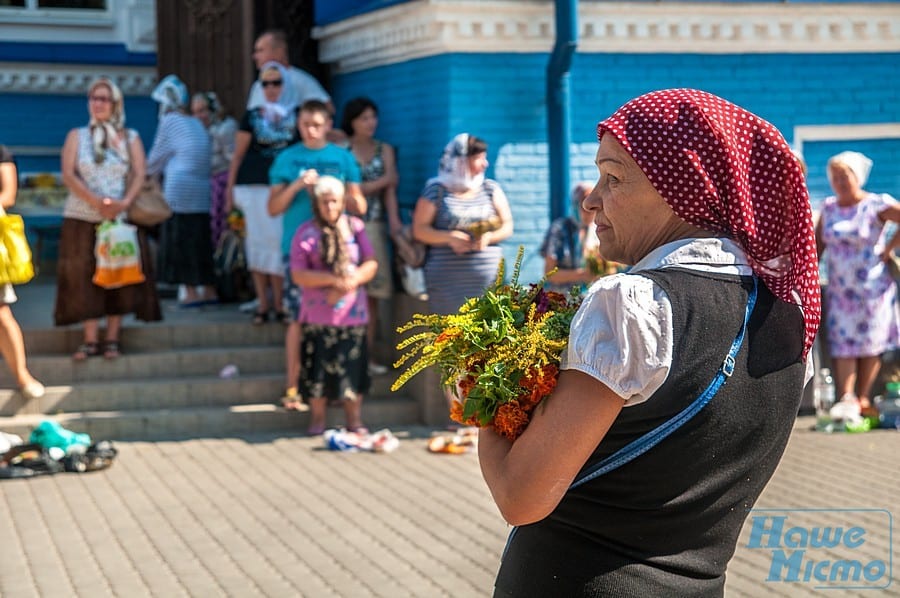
[467,151,489,177]
[586,135,683,264]
[828,162,860,197]
[88,84,114,122]
[260,68,283,103]
[191,98,211,127]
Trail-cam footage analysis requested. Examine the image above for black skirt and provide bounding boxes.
[157,212,216,285]
[298,324,371,401]
[54,218,162,325]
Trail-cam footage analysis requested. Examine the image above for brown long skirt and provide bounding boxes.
[54,218,163,326]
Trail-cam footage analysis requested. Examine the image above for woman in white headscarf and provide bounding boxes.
[57,77,161,360]
[412,133,514,418]
[147,74,218,307]
[412,133,514,315]
[225,62,299,324]
[816,150,900,411]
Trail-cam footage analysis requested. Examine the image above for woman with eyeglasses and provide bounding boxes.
[226,62,301,325]
[56,77,162,361]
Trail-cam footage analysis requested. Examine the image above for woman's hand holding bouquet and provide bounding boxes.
[392,247,583,441]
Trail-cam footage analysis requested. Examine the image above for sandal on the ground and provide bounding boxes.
[252,310,269,326]
[103,340,121,360]
[73,342,101,361]
[274,310,291,325]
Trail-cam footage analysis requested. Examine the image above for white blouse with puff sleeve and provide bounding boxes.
[561,237,754,407]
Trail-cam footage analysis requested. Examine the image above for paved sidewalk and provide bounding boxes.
[5,279,898,596]
[1,418,897,597]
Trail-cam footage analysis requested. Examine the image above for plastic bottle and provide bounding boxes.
[875,381,900,430]
[814,368,836,432]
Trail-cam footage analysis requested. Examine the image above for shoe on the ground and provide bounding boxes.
[239,298,259,313]
[829,394,862,422]
[367,362,389,376]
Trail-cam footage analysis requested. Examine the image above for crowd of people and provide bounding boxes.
[3,25,898,594]
[3,28,896,443]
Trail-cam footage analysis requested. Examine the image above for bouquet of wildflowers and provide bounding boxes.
[226,208,246,237]
[391,247,583,441]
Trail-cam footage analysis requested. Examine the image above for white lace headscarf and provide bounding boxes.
[827,151,873,188]
[258,62,292,126]
[427,133,485,193]
[87,78,128,164]
[151,74,189,118]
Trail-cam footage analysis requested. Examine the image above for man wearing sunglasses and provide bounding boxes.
[246,29,334,116]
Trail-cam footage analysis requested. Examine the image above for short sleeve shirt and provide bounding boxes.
[289,216,374,326]
[236,107,300,185]
[269,142,361,256]
[563,237,754,407]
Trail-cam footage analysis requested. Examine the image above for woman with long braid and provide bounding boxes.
[289,176,377,435]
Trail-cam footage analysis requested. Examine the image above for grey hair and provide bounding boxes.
[314,175,345,199]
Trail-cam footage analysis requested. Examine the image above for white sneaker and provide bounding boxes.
[239,298,259,313]
[367,362,389,376]
[829,394,861,422]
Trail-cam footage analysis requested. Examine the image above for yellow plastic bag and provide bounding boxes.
[92,219,145,289]
[0,211,35,285]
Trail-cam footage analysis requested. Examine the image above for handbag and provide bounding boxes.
[0,205,35,285]
[391,224,428,300]
[391,224,427,268]
[122,133,172,227]
[127,177,172,227]
[92,218,146,289]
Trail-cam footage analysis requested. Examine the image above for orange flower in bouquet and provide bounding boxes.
[391,247,583,441]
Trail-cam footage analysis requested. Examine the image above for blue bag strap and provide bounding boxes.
[570,275,758,489]
[502,276,757,560]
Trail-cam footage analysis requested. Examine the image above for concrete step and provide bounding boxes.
[0,346,286,386]
[0,370,403,417]
[0,396,420,441]
[24,320,286,355]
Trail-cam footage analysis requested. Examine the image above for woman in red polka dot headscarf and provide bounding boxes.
[481,89,819,597]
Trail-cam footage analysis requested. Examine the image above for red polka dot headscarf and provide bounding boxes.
[597,88,820,358]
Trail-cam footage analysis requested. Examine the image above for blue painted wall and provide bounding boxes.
[329,51,900,281]
[0,94,159,174]
[0,41,155,65]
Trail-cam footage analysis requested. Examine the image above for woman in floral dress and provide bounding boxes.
[816,150,900,410]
